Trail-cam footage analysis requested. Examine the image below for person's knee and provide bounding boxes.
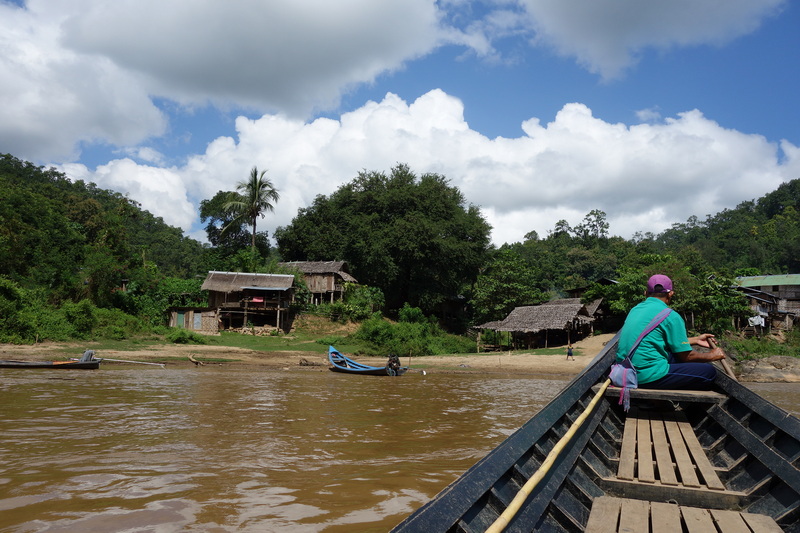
[698,363,717,381]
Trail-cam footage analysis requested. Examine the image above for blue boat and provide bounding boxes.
[327,346,408,376]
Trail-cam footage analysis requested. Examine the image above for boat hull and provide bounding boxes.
[0,360,101,369]
[327,346,407,376]
[391,334,800,532]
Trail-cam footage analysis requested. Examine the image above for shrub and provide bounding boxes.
[61,300,98,339]
[166,328,208,344]
[398,303,426,323]
[353,310,476,356]
[353,314,394,347]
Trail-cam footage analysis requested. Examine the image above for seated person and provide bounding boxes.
[616,274,726,390]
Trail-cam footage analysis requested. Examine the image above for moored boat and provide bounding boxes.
[0,350,102,370]
[391,334,800,532]
[328,346,408,376]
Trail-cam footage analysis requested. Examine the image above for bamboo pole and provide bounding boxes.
[485,378,612,533]
[709,338,736,381]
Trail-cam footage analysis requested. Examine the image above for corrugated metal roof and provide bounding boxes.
[736,274,800,287]
[201,271,294,293]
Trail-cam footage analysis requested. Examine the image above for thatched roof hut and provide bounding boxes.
[201,271,294,292]
[476,297,602,348]
[278,260,357,304]
[278,261,357,282]
[494,301,590,333]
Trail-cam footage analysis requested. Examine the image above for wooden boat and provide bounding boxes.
[328,346,408,376]
[392,334,800,532]
[0,350,102,370]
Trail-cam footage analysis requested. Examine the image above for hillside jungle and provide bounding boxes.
[1,153,799,361]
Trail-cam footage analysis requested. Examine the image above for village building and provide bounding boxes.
[278,261,357,305]
[736,274,800,334]
[167,271,296,334]
[476,298,603,350]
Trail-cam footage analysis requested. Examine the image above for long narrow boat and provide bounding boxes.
[328,346,408,376]
[392,334,800,532]
[0,350,102,370]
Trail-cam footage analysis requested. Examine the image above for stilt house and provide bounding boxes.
[201,271,296,332]
[278,261,357,304]
[477,298,601,350]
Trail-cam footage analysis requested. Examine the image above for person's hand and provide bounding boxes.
[690,333,716,348]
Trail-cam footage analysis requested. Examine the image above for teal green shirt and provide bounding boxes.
[615,298,692,384]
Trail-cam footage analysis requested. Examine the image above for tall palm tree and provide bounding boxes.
[222,166,280,250]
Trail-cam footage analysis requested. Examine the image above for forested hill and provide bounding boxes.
[0,154,206,306]
[652,179,800,275]
[2,151,799,321]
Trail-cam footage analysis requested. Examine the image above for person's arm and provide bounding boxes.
[673,346,726,363]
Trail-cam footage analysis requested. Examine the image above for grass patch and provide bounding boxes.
[722,334,800,361]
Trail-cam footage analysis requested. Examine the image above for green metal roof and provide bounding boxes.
[736,274,800,287]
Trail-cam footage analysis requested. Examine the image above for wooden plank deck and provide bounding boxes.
[603,407,746,508]
[585,496,783,533]
[615,408,724,489]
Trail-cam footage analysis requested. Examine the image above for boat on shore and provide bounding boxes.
[391,334,800,532]
[328,346,408,376]
[0,350,102,370]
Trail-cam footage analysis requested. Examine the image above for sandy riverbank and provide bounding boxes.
[0,333,615,376]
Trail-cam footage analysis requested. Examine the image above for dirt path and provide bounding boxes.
[0,333,617,376]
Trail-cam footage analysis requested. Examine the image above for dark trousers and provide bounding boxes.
[643,362,717,390]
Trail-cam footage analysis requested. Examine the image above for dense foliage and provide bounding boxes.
[352,304,476,356]
[275,164,493,314]
[3,151,800,348]
[0,154,209,341]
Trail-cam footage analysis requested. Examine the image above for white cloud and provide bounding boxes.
[61,90,798,247]
[0,0,786,164]
[518,0,786,78]
[59,0,444,115]
[0,1,166,162]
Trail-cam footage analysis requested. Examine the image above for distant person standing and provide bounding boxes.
[566,344,575,361]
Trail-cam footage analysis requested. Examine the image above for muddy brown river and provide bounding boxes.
[1,367,798,532]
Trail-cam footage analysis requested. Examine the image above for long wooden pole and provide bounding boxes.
[485,378,612,533]
[101,358,166,367]
[709,338,736,381]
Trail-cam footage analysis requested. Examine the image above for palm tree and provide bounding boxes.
[222,166,280,251]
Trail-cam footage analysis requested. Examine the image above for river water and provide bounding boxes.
[1,367,798,533]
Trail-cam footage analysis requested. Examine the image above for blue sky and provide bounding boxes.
[2,0,798,247]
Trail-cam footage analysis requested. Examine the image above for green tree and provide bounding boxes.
[200,190,272,270]
[470,248,546,324]
[573,209,610,241]
[275,164,491,315]
[223,166,280,251]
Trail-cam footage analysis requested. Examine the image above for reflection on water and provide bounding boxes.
[2,368,799,532]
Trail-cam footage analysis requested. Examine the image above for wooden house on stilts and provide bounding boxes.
[477,298,601,350]
[200,271,296,332]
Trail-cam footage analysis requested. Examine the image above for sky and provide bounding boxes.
[2,0,799,247]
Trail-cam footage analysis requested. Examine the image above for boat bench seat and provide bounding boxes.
[601,385,728,404]
[585,496,782,533]
[601,408,747,508]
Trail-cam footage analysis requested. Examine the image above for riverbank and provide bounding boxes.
[4,332,798,381]
[0,333,614,376]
